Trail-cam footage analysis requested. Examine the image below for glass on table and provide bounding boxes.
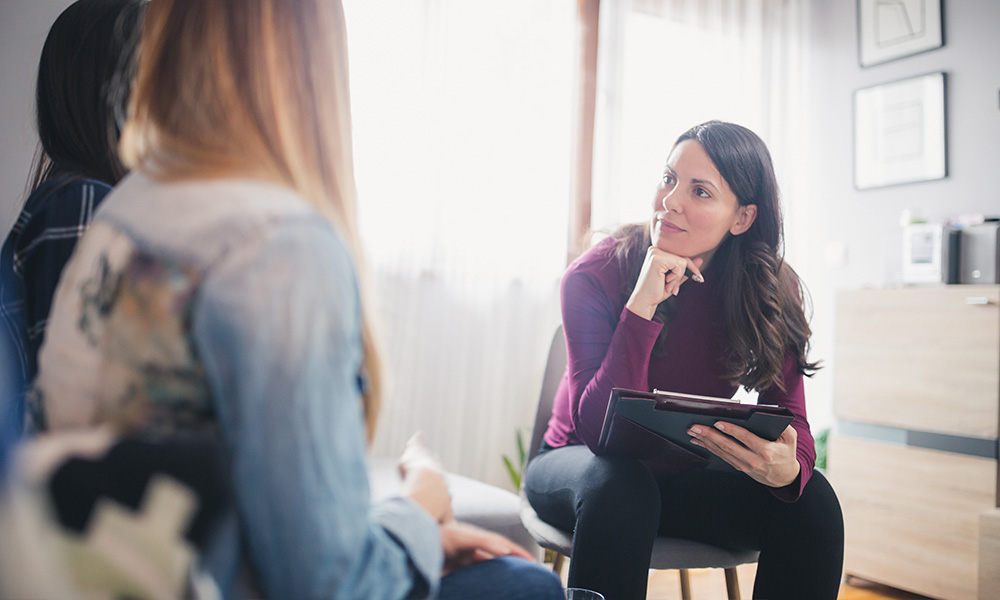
[565,588,605,600]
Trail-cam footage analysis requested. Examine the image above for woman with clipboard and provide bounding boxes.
[524,121,843,600]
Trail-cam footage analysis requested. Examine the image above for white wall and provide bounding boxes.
[0,1,73,237]
[803,0,1000,431]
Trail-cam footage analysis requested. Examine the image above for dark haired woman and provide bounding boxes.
[0,0,144,429]
[524,121,844,599]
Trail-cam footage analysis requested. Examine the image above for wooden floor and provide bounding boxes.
[644,564,935,600]
[555,561,935,599]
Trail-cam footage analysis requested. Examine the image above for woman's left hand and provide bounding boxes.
[687,422,800,488]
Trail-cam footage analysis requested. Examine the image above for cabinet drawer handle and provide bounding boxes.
[966,297,994,305]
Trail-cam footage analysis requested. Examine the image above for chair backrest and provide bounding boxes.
[526,325,566,465]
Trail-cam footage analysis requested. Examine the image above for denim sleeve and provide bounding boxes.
[192,218,442,600]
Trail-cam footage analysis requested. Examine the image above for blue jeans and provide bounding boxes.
[439,556,564,600]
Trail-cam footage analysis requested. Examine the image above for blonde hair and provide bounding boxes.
[120,0,383,440]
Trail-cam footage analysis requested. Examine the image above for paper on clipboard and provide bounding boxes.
[596,387,794,473]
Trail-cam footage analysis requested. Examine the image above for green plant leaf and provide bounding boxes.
[516,428,526,466]
[814,427,829,470]
[502,455,521,490]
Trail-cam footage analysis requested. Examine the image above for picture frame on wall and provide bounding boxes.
[858,0,943,67]
[854,72,946,190]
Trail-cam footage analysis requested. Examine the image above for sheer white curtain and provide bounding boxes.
[343,0,575,488]
[591,0,812,265]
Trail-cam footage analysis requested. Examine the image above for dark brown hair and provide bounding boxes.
[27,0,145,193]
[611,121,818,391]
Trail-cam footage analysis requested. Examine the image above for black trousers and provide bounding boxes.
[524,444,844,600]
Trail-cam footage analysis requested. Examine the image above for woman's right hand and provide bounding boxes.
[625,247,704,320]
[399,432,454,523]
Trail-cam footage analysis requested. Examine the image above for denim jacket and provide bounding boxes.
[34,173,442,599]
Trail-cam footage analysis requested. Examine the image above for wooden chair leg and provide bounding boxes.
[678,569,692,600]
[724,567,741,600]
[551,552,565,575]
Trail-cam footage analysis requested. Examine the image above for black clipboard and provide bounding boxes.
[596,388,794,473]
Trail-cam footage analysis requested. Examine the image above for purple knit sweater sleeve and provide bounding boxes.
[557,244,662,453]
[760,350,815,502]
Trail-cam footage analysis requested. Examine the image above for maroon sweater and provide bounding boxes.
[542,236,816,501]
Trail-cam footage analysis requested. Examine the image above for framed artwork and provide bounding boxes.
[858,0,944,67]
[854,72,946,190]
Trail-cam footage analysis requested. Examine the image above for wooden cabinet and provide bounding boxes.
[982,509,1000,599]
[829,286,1000,600]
